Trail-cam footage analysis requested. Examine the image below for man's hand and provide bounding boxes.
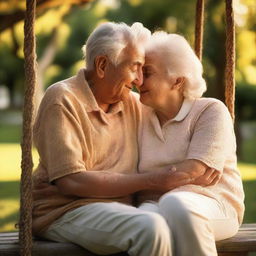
[145,167,193,192]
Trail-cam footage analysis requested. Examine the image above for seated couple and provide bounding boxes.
[32,22,244,256]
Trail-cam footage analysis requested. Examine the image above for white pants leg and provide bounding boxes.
[42,202,172,256]
[158,191,239,256]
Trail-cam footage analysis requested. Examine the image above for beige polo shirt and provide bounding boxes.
[32,68,141,235]
[138,98,245,224]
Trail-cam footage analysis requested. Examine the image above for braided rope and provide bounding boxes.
[225,0,235,120]
[19,0,37,255]
[194,0,205,61]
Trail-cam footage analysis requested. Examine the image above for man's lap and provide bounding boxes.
[41,202,169,255]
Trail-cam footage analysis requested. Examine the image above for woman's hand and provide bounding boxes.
[192,168,221,186]
[168,160,222,187]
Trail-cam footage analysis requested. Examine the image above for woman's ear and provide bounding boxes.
[95,55,107,78]
[173,77,185,90]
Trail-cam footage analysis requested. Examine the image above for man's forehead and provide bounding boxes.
[121,43,145,64]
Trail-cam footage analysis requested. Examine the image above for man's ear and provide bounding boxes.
[95,56,107,78]
[173,77,185,90]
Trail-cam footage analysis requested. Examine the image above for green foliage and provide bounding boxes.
[203,0,226,100]
[0,110,22,143]
[243,180,256,223]
[0,124,21,143]
[50,7,100,85]
[105,0,196,42]
[0,44,24,105]
[236,86,256,121]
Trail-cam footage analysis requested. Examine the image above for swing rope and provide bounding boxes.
[225,0,236,121]
[195,0,235,119]
[19,0,37,255]
[194,0,205,61]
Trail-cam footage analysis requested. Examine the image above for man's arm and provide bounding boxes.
[36,160,218,199]
[54,168,194,198]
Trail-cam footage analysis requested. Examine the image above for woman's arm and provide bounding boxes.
[171,159,221,187]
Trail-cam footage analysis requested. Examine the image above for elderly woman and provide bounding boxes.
[137,32,245,256]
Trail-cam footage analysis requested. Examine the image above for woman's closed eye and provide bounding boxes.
[143,67,151,78]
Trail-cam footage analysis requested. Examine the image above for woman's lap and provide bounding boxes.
[139,191,239,241]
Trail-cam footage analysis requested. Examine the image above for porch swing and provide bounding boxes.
[0,0,256,255]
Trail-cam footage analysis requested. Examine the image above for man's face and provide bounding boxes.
[101,43,145,104]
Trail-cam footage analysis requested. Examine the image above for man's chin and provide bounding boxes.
[110,93,128,103]
[120,90,131,101]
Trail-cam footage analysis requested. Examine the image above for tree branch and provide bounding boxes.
[0,0,93,33]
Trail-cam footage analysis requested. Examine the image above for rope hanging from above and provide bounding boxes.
[19,0,37,255]
[225,0,236,121]
[194,0,205,61]
[195,0,235,119]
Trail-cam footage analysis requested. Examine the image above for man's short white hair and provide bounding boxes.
[146,31,207,99]
[82,22,151,71]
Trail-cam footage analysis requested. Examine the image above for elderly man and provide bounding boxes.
[32,22,178,256]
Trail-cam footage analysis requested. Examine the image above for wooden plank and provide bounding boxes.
[0,224,256,255]
[0,241,128,256]
[0,243,94,256]
[0,237,18,241]
[0,233,128,256]
[216,224,256,253]
[218,253,248,256]
[0,232,18,238]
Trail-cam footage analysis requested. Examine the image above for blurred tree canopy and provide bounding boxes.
[0,0,255,119]
[0,0,93,32]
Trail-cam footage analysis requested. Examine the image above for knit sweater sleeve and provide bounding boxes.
[33,104,86,182]
[186,100,235,173]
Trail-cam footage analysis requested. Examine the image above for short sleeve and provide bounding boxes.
[34,104,86,182]
[187,101,235,172]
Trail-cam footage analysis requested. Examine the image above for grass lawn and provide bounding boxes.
[0,144,39,232]
[0,143,256,232]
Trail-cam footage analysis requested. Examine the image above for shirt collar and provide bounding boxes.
[170,98,195,122]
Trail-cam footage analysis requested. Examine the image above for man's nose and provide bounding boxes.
[134,67,143,87]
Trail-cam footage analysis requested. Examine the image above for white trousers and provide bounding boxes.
[42,191,239,256]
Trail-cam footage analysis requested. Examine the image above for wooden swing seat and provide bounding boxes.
[1,223,256,256]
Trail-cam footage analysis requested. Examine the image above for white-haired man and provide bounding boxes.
[32,22,178,256]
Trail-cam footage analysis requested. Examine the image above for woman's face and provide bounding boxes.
[139,51,173,108]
